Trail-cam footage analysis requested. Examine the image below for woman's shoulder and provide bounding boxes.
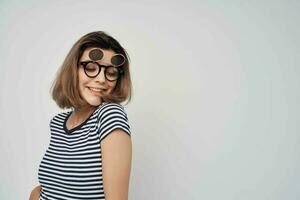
[96,102,128,120]
[96,102,131,141]
[50,110,71,124]
[98,101,125,111]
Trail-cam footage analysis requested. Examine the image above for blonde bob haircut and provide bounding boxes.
[50,31,132,110]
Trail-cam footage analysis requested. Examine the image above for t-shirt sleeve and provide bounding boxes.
[97,102,131,143]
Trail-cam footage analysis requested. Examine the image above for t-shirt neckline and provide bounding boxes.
[63,102,107,134]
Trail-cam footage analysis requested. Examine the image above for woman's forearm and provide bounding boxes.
[29,185,41,200]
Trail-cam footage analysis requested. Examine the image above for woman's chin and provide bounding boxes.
[84,97,103,107]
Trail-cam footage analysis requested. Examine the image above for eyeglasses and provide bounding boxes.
[79,61,124,81]
[78,48,126,81]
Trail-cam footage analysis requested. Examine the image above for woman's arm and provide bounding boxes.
[29,185,41,200]
[101,129,132,200]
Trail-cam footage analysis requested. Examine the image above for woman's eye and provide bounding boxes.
[86,64,98,71]
[106,69,118,76]
[107,73,117,77]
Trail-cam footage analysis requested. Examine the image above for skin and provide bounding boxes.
[67,47,118,126]
[29,185,41,200]
[30,47,132,200]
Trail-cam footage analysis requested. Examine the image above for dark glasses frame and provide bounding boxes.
[88,48,126,67]
[79,61,124,81]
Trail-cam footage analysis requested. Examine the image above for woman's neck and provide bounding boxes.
[72,105,97,119]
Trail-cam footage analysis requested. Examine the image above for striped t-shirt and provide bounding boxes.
[38,102,131,200]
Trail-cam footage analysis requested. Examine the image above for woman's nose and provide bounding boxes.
[95,67,106,83]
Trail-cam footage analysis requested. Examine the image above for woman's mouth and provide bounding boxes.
[88,87,107,95]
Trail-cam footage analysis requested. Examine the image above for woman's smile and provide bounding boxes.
[87,87,106,95]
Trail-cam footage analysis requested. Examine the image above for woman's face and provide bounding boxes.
[77,47,118,107]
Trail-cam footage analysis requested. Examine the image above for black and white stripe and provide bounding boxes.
[38,102,131,200]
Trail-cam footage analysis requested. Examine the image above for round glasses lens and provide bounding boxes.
[89,49,103,61]
[85,63,99,77]
[106,67,119,81]
[111,54,125,66]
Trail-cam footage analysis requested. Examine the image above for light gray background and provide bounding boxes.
[0,0,299,199]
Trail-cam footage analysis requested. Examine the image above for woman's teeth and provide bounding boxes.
[88,87,106,92]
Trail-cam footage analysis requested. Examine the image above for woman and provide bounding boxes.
[29,31,132,200]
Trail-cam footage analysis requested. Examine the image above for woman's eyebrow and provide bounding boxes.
[80,60,113,67]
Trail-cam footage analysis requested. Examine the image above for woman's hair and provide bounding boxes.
[50,31,132,110]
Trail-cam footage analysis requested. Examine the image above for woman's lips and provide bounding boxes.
[88,87,106,95]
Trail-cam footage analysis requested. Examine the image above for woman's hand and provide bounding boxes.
[29,185,41,200]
